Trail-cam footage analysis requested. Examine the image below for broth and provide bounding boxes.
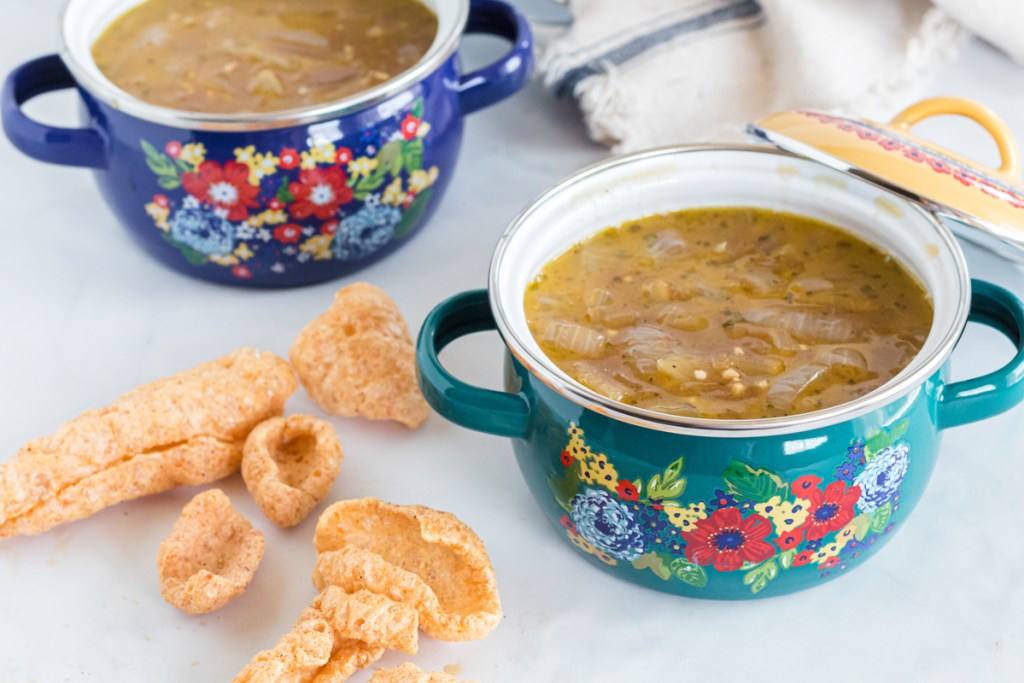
[92,0,438,114]
[524,207,934,419]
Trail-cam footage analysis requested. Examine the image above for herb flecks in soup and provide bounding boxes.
[92,0,438,114]
[524,208,933,420]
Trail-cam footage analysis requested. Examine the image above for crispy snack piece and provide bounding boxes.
[242,415,344,527]
[0,348,296,538]
[232,595,386,683]
[158,489,265,614]
[319,586,419,655]
[313,499,502,641]
[367,663,461,683]
[290,283,429,429]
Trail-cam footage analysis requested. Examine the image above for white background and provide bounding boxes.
[2,1,1024,681]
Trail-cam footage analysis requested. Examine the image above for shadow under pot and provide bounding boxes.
[0,0,533,287]
[416,145,1024,599]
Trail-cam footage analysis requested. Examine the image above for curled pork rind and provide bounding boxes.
[368,663,461,683]
[319,586,419,655]
[313,498,502,641]
[290,283,429,429]
[158,489,265,615]
[0,348,296,538]
[232,592,388,683]
[242,415,344,527]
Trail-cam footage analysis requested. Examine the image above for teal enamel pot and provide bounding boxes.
[416,146,1024,599]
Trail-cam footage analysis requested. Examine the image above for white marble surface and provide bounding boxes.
[2,2,1024,681]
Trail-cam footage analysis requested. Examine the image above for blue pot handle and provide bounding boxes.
[2,54,106,168]
[938,279,1024,430]
[458,0,534,115]
[417,289,531,439]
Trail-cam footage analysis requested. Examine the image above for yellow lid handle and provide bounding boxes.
[890,97,1021,178]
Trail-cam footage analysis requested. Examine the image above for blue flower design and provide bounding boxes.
[570,489,645,562]
[834,461,858,483]
[635,505,685,556]
[334,204,401,260]
[854,443,910,513]
[358,128,383,157]
[845,439,867,465]
[711,489,737,509]
[169,207,234,256]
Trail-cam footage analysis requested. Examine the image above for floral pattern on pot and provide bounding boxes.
[140,98,439,280]
[550,420,911,594]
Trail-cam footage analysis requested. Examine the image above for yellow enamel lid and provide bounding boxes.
[749,97,1024,261]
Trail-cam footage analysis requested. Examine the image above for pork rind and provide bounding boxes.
[242,415,343,527]
[290,283,429,429]
[319,586,419,655]
[0,348,296,538]
[157,489,265,614]
[232,592,386,683]
[368,663,461,683]
[313,498,502,641]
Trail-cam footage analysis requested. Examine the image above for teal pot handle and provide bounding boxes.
[417,289,531,438]
[938,279,1024,430]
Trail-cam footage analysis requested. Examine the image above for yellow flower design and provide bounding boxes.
[209,253,239,266]
[234,145,256,165]
[416,121,431,139]
[663,501,708,532]
[382,177,406,206]
[565,424,619,492]
[408,166,439,193]
[812,542,843,565]
[145,202,169,231]
[178,143,206,167]
[755,496,810,534]
[300,234,334,261]
[569,531,616,565]
[234,243,254,260]
[835,518,865,549]
[250,152,279,183]
[300,142,337,169]
[248,208,287,227]
[347,156,378,179]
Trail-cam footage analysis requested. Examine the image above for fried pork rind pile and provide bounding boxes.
[290,283,430,430]
[368,663,464,683]
[234,498,501,682]
[157,488,265,615]
[242,415,344,528]
[0,348,296,538]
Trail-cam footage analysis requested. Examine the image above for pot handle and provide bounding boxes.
[457,0,535,116]
[417,289,531,439]
[1,55,106,168]
[938,280,1024,430]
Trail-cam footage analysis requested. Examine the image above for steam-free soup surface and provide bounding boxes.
[524,208,933,420]
[92,0,438,113]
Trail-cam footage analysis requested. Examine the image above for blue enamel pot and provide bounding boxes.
[1,0,533,287]
[417,146,1024,599]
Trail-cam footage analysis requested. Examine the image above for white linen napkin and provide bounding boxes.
[540,0,972,152]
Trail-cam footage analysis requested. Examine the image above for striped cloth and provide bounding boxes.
[541,0,969,152]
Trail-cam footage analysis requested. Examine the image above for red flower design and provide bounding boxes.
[153,194,169,209]
[288,166,353,220]
[615,479,639,501]
[791,474,822,497]
[274,223,303,243]
[181,160,260,221]
[926,158,951,174]
[952,168,975,186]
[559,450,574,467]
[800,481,861,541]
[903,147,927,163]
[792,549,815,567]
[401,113,421,140]
[321,220,339,236]
[559,514,578,536]
[279,147,300,170]
[877,138,903,151]
[681,508,775,572]
[855,129,879,141]
[775,528,804,551]
[821,556,841,570]
[165,141,182,158]
[232,265,252,279]
[268,198,284,210]
[335,147,353,165]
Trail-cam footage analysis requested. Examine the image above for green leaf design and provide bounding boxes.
[743,558,779,594]
[865,420,907,459]
[354,166,389,194]
[852,512,872,541]
[160,232,207,266]
[175,157,196,174]
[669,558,708,588]
[722,459,787,503]
[276,176,294,204]
[632,552,671,581]
[392,188,432,239]
[378,140,404,177]
[777,548,796,570]
[548,460,581,512]
[157,176,181,190]
[411,97,424,119]
[632,479,643,497]
[402,138,424,172]
[141,139,180,183]
[645,456,687,501]
[870,502,893,533]
[891,419,909,441]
